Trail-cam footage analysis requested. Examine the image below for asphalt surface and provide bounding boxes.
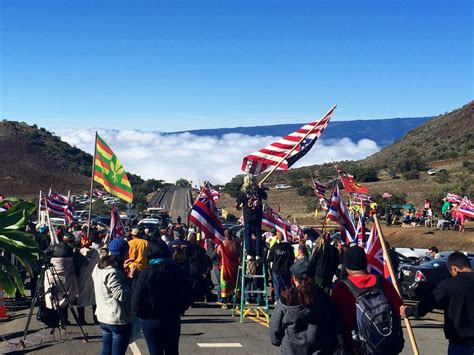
[1,294,448,355]
[149,187,191,223]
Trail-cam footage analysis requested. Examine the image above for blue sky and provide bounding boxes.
[1,0,472,132]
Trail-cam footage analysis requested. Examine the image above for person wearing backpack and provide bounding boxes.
[269,259,340,354]
[168,228,192,273]
[331,246,404,354]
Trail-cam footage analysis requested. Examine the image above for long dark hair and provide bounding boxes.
[98,254,123,270]
[284,276,318,306]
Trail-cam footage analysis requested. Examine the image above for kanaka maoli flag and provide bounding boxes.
[242,106,336,175]
[93,133,133,203]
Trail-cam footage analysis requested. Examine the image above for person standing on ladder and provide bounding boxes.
[268,230,294,304]
[235,175,267,261]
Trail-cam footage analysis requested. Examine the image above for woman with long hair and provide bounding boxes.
[217,228,240,309]
[132,238,192,355]
[270,260,340,354]
[92,238,132,355]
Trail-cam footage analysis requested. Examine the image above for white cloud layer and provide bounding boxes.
[54,129,380,184]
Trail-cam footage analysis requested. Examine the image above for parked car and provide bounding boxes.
[427,168,437,175]
[399,254,474,299]
[92,216,112,226]
[395,247,427,261]
[275,184,292,190]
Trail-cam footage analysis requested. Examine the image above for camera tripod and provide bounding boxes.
[21,261,88,348]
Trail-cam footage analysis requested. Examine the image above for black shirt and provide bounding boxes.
[236,188,267,222]
[268,242,295,275]
[418,271,474,346]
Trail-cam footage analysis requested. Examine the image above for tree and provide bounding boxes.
[224,174,245,197]
[175,178,191,188]
[0,201,40,296]
[434,169,449,184]
[92,199,110,215]
[394,150,426,173]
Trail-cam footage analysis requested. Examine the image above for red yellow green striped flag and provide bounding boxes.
[93,133,133,203]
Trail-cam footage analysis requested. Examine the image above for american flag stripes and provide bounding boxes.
[189,185,225,244]
[355,216,365,247]
[364,224,391,281]
[327,184,356,244]
[446,193,461,203]
[241,106,336,175]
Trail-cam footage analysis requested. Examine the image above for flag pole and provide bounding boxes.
[259,105,336,185]
[87,132,98,240]
[374,215,419,355]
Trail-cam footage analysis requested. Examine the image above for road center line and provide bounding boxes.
[197,343,243,348]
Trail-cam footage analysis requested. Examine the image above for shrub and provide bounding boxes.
[297,185,314,197]
[434,169,449,184]
[402,170,420,180]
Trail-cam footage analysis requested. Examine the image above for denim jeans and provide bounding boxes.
[140,317,181,355]
[213,268,222,302]
[99,322,132,355]
[244,219,263,258]
[273,273,291,302]
[448,342,474,355]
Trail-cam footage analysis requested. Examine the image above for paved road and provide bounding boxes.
[1,300,448,355]
[158,187,192,223]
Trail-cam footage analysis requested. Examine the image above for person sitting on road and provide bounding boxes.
[270,259,340,354]
[404,252,474,355]
[132,239,192,355]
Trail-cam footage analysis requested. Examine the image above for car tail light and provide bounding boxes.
[414,270,426,282]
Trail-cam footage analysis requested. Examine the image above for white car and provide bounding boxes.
[427,169,436,175]
[275,184,291,190]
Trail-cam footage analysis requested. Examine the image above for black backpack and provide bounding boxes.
[343,276,404,355]
[171,243,189,266]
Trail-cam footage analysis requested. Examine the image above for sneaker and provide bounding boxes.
[246,255,254,261]
[221,303,228,309]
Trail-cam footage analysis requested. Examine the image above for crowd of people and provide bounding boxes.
[17,177,473,355]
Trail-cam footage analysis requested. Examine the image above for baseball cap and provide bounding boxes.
[108,238,129,257]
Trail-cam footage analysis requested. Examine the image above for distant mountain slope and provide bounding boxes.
[0,121,91,197]
[363,101,474,169]
[172,116,431,148]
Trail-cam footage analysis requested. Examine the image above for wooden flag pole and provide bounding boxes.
[374,215,419,355]
[259,105,336,185]
[86,132,98,240]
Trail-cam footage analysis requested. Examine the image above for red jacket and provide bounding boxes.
[331,274,403,348]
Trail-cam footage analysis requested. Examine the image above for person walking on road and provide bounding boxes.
[217,229,240,308]
[127,228,148,272]
[92,238,133,355]
[270,259,340,354]
[405,251,474,355]
[308,235,339,294]
[132,239,192,355]
[268,230,294,303]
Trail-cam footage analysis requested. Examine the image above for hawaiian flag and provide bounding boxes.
[446,193,461,203]
[262,204,292,241]
[459,197,474,218]
[355,215,366,247]
[382,192,392,199]
[364,224,391,281]
[109,206,125,240]
[327,184,356,244]
[311,178,327,199]
[189,185,224,244]
[353,193,372,204]
[92,188,105,198]
[335,164,369,194]
[242,105,336,175]
[40,191,74,225]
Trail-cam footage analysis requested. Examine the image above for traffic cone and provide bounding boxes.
[0,288,9,320]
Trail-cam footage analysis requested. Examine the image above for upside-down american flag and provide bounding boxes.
[241,105,336,175]
[364,224,391,281]
[327,184,356,244]
[189,185,225,244]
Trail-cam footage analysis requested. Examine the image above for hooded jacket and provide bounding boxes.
[269,288,340,354]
